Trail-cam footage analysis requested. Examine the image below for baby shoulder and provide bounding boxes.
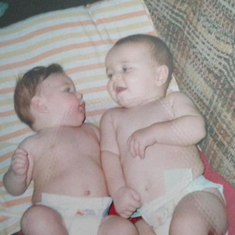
[167,91,190,100]
[18,134,38,152]
[83,123,100,140]
[101,107,122,122]
[166,91,194,106]
[166,91,203,118]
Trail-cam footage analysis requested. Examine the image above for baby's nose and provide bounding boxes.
[113,72,122,81]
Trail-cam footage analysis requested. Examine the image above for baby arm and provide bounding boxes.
[100,111,141,218]
[128,92,206,158]
[3,141,33,196]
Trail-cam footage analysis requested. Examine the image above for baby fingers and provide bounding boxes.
[120,210,134,219]
[128,138,139,158]
[128,137,146,158]
[11,149,29,175]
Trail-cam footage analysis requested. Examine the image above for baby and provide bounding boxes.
[100,34,228,235]
[3,64,138,235]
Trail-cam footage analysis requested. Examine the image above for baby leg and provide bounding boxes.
[135,219,155,235]
[21,205,68,235]
[170,190,228,235]
[98,215,138,235]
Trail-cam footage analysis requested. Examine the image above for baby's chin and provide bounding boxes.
[116,97,152,108]
[60,117,85,127]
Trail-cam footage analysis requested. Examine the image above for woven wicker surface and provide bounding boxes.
[144,0,235,186]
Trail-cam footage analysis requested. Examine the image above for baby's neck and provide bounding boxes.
[134,92,166,108]
[32,121,66,132]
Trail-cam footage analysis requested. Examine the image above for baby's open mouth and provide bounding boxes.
[116,87,126,94]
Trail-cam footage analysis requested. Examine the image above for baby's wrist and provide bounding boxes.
[113,186,126,196]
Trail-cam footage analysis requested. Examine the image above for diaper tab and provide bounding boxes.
[164,169,193,193]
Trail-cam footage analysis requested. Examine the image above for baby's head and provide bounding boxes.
[105,34,174,107]
[14,64,85,130]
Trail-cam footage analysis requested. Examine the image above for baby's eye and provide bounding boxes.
[123,66,130,72]
[107,73,113,79]
[64,87,72,93]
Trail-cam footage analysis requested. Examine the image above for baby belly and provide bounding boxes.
[124,159,166,203]
[32,167,108,204]
[123,146,204,204]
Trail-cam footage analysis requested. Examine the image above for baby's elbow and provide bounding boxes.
[197,117,207,141]
[200,127,207,141]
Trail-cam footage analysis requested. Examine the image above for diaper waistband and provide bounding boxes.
[40,193,112,217]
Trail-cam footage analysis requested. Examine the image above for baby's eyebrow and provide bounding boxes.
[121,60,130,64]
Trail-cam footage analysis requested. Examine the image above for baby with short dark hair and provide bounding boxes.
[4,64,139,235]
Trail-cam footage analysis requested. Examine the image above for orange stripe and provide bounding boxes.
[0,216,9,222]
[0,41,109,72]
[0,181,3,187]
[95,11,147,24]
[0,127,31,141]
[0,20,93,47]
[0,87,14,94]
[0,110,16,117]
[65,62,105,75]
[2,196,31,208]
[0,151,14,163]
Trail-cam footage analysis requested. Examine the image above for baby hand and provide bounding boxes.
[127,127,156,158]
[11,148,29,176]
[113,186,141,218]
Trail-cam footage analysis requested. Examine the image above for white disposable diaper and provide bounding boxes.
[135,170,225,235]
[40,193,112,235]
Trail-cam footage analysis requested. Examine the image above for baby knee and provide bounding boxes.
[21,205,61,232]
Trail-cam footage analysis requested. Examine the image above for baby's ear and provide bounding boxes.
[31,96,48,113]
[154,65,169,87]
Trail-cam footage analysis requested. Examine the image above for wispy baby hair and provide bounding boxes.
[14,63,63,128]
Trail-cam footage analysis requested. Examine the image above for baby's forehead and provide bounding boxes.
[42,73,74,87]
[106,42,152,65]
[110,41,151,56]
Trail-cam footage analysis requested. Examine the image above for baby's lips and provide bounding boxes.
[78,101,85,111]
[116,87,126,93]
[80,102,85,108]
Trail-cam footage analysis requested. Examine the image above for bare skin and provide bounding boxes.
[4,74,103,203]
[4,71,139,235]
[5,124,107,203]
[101,94,205,205]
[101,40,228,235]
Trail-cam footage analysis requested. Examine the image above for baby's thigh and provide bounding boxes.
[98,215,138,235]
[135,219,155,235]
[21,205,67,235]
[170,191,228,235]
